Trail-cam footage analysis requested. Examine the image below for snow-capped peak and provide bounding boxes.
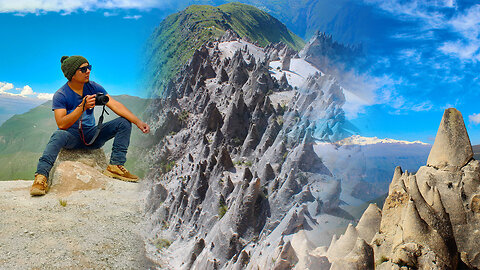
[334,135,429,146]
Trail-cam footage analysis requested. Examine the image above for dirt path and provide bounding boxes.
[0,179,156,269]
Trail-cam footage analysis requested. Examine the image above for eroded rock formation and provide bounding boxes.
[314,108,480,269]
[143,31,355,269]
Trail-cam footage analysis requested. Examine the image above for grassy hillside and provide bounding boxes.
[143,2,304,96]
[0,95,152,180]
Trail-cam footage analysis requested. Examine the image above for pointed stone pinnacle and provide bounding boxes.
[356,204,382,243]
[427,108,473,171]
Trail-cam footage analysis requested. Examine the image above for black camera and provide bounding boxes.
[95,92,109,105]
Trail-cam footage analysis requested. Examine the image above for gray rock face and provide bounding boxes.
[427,108,473,171]
[299,31,363,71]
[293,73,352,142]
[143,36,352,269]
[281,54,291,71]
[220,29,240,43]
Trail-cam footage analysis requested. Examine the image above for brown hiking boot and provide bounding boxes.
[103,165,139,182]
[30,174,48,196]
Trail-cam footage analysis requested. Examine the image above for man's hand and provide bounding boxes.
[81,94,96,111]
[136,121,150,134]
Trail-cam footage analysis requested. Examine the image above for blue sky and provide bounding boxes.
[0,5,168,97]
[343,0,480,144]
[0,1,175,123]
[1,0,480,145]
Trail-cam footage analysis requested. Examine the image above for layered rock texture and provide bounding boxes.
[143,29,360,269]
[312,108,480,269]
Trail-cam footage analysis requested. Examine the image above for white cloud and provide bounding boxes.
[341,71,436,115]
[469,113,480,124]
[123,15,141,20]
[0,0,171,14]
[0,81,53,100]
[37,93,54,100]
[331,68,414,118]
[19,85,34,96]
[0,82,13,93]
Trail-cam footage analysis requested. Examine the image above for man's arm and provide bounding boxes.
[54,95,96,130]
[105,95,150,133]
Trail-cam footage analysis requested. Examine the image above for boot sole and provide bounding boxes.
[103,170,139,182]
[30,187,46,196]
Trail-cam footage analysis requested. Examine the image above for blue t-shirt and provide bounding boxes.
[52,81,108,130]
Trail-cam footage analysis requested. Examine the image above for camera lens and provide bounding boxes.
[95,93,109,105]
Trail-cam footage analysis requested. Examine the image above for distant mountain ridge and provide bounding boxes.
[143,2,304,96]
[0,95,151,180]
[169,0,375,45]
[334,135,429,146]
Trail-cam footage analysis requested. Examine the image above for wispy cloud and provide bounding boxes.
[440,5,480,61]
[324,67,383,118]
[0,0,172,14]
[123,15,141,20]
[103,11,117,17]
[397,48,422,64]
[364,0,452,29]
[469,113,480,124]
[359,0,480,119]
[333,68,434,118]
[365,0,480,63]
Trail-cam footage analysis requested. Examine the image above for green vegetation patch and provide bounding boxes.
[160,160,176,174]
[144,2,304,96]
[218,201,228,218]
[58,199,67,207]
[179,110,189,123]
[154,238,172,250]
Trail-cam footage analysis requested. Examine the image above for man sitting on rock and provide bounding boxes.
[30,55,150,196]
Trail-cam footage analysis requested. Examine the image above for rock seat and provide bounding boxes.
[49,149,110,196]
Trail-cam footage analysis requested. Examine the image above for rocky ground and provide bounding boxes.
[0,175,156,269]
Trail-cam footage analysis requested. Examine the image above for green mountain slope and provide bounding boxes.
[143,2,304,96]
[0,95,152,181]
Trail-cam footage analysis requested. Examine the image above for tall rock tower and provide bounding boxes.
[317,108,480,269]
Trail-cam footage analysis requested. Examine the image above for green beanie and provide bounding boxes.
[60,55,88,81]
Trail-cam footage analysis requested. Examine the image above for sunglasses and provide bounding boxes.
[78,65,92,73]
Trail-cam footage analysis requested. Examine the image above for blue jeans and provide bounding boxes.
[36,117,132,178]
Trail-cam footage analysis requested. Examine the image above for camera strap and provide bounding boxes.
[79,98,109,146]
